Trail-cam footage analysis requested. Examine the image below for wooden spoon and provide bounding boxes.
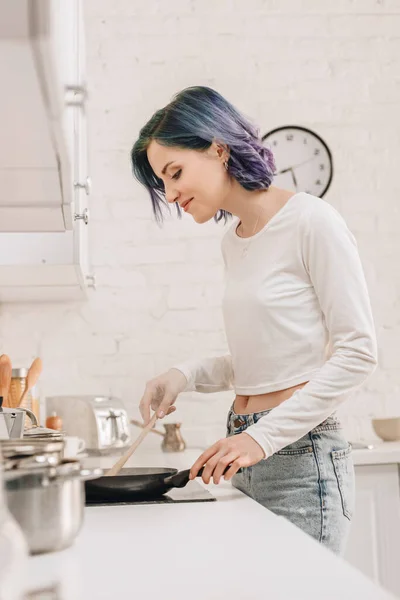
[0,354,11,368]
[18,357,43,408]
[106,412,158,477]
[0,356,12,407]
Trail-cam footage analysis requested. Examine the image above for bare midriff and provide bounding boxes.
[233,381,309,415]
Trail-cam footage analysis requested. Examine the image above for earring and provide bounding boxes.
[224,161,229,171]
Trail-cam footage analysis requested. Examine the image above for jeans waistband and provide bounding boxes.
[227,401,341,433]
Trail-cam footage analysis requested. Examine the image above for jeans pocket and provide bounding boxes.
[276,446,314,456]
[275,433,314,456]
[331,444,355,521]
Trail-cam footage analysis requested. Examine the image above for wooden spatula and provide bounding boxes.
[106,412,158,477]
[18,358,43,408]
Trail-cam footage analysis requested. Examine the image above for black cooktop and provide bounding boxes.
[85,479,216,506]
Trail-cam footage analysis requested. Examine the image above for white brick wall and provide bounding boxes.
[1,0,400,447]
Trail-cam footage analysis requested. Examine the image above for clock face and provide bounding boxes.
[262,126,333,197]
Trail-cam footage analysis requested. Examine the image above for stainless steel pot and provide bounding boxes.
[4,460,102,555]
[0,438,65,467]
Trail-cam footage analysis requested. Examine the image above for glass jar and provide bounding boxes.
[9,368,40,427]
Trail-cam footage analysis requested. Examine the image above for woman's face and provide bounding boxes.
[147,140,229,223]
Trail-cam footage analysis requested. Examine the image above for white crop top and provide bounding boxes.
[173,193,377,458]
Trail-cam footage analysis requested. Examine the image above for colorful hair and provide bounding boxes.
[131,86,276,223]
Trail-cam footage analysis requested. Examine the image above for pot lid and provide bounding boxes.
[23,426,64,439]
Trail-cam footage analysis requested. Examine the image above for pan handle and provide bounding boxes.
[164,465,231,489]
[196,466,231,479]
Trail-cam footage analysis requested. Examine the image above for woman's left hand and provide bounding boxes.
[189,433,266,485]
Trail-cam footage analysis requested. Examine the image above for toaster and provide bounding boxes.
[45,395,131,455]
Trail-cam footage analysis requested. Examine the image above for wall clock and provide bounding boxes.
[262,125,333,197]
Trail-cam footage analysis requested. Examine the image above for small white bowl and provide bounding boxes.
[372,417,400,442]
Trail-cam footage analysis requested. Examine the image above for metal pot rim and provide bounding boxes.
[4,461,102,486]
[4,452,60,471]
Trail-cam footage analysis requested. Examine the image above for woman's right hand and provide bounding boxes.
[139,368,188,426]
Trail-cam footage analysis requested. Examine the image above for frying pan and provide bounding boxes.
[85,466,230,501]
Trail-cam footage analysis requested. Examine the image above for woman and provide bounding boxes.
[130,86,377,554]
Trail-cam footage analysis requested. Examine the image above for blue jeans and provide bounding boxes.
[226,402,355,555]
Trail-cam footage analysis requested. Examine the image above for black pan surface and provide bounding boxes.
[84,467,201,501]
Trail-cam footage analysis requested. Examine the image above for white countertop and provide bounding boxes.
[351,440,400,466]
[11,443,397,600]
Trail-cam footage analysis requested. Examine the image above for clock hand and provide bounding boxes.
[276,155,318,175]
[291,168,298,189]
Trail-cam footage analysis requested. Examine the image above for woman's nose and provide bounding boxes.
[165,187,180,205]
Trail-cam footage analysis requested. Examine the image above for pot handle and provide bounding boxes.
[23,408,39,428]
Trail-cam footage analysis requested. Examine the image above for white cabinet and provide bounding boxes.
[0,0,88,231]
[0,0,92,300]
[345,464,400,598]
[0,229,92,302]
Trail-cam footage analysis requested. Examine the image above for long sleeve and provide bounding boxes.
[172,354,234,393]
[244,200,378,458]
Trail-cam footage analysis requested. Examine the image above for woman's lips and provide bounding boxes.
[183,198,194,212]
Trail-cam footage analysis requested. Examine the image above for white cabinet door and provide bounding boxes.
[345,464,400,598]
[0,1,88,233]
[0,0,91,300]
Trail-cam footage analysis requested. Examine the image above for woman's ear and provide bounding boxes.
[213,141,230,161]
